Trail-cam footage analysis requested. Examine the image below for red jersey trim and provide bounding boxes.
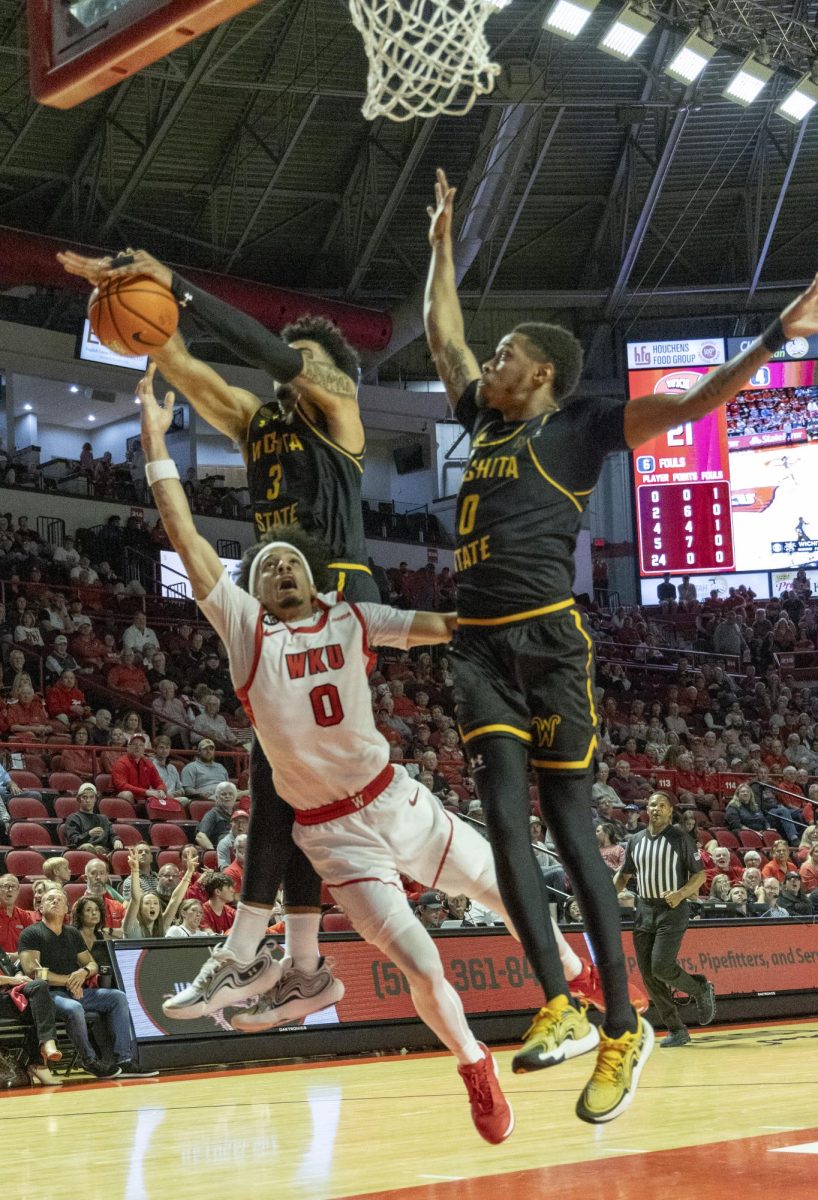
[430,812,455,889]
[235,607,265,726]
[348,600,378,676]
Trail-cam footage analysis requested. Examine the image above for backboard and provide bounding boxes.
[28,0,263,109]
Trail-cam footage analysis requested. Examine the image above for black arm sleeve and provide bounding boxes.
[170,274,304,383]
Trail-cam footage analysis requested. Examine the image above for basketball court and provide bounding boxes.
[2,1019,817,1199]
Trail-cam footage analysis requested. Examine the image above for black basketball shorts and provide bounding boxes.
[450,605,598,772]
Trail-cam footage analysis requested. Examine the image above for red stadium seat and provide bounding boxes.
[23,754,49,779]
[10,770,43,791]
[738,830,763,849]
[7,796,49,821]
[94,773,114,795]
[112,822,142,847]
[65,850,95,877]
[714,830,739,850]
[321,910,354,932]
[696,829,711,847]
[110,849,131,877]
[64,882,87,909]
[762,829,782,848]
[17,882,35,909]
[5,849,46,879]
[99,797,137,821]
[55,796,79,819]
[10,822,53,848]
[48,772,83,794]
[709,811,727,827]
[202,850,217,869]
[157,850,182,869]
[149,823,187,849]
[188,800,213,822]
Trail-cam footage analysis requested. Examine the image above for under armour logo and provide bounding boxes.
[468,754,485,772]
[533,714,562,748]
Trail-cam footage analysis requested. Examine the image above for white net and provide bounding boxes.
[348,0,506,122]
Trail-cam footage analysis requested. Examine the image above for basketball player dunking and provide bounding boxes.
[58,247,617,1028]
[59,246,379,1026]
[137,368,515,1143]
[424,167,818,1123]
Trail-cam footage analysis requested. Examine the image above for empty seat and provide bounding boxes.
[94,773,114,795]
[5,849,46,879]
[112,822,142,847]
[110,849,132,877]
[157,850,182,869]
[762,829,782,848]
[9,770,43,791]
[64,882,87,909]
[55,796,79,819]
[188,800,212,823]
[49,772,83,794]
[10,822,53,848]
[714,830,739,850]
[149,823,187,850]
[65,850,96,877]
[99,797,137,821]
[7,796,49,821]
[738,829,763,849]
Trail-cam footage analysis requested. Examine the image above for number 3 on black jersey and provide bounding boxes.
[267,463,283,501]
[459,493,479,536]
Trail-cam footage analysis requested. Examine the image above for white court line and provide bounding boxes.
[418,1175,465,1180]
[761,1125,802,1131]
[770,1142,818,1155]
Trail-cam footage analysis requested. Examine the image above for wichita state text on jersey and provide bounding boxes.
[245,401,368,564]
[453,382,628,622]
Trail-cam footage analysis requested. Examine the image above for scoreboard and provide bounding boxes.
[630,365,735,575]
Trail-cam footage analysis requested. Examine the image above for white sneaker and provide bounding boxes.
[162,944,282,1020]
[230,957,345,1032]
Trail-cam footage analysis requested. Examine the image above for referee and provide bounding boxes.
[615,793,715,1047]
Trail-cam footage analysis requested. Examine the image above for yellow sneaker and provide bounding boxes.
[575,1015,655,1124]
[511,994,600,1074]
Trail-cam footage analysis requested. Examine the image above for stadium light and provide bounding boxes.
[598,5,657,62]
[543,0,601,42]
[775,67,818,123]
[665,28,717,85]
[723,53,773,107]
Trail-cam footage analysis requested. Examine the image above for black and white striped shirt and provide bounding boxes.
[622,825,703,900]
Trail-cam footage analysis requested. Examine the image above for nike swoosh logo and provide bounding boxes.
[408,790,420,807]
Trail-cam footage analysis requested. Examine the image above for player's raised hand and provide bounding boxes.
[137,364,175,443]
[427,167,456,247]
[56,250,114,287]
[782,273,818,338]
[105,248,173,290]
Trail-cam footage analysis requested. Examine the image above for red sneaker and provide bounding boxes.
[457,1043,515,1145]
[570,960,649,1015]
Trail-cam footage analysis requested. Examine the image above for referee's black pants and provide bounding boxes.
[633,899,705,1032]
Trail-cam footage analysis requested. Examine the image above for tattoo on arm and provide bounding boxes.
[438,339,475,400]
[300,358,356,399]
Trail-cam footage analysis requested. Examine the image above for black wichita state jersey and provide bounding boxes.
[454,381,628,622]
[245,401,368,564]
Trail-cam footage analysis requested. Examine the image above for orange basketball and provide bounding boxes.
[88,274,178,357]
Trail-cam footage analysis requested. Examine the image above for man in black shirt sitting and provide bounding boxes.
[17,890,154,1079]
[63,783,123,855]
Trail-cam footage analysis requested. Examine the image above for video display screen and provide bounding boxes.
[628,337,818,591]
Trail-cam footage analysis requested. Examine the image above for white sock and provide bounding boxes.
[284,912,321,972]
[552,918,583,980]
[223,903,272,963]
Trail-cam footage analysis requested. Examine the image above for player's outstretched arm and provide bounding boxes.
[424,169,481,411]
[625,273,818,449]
[406,611,458,646]
[138,364,225,602]
[152,333,260,447]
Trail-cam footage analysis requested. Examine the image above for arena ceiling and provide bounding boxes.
[0,0,817,386]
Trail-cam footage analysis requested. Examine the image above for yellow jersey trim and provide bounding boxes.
[328,562,372,574]
[570,606,598,727]
[574,486,594,496]
[531,734,598,771]
[295,403,365,473]
[461,723,533,745]
[458,597,574,627]
[527,441,582,513]
[472,422,527,449]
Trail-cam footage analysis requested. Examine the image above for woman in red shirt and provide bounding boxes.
[61,724,95,780]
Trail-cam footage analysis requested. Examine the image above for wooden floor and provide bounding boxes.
[2,1020,818,1200]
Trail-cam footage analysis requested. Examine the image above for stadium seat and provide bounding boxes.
[738,830,763,849]
[9,770,43,791]
[112,822,142,847]
[17,882,35,909]
[157,850,182,869]
[10,822,53,849]
[99,797,137,821]
[111,849,131,877]
[202,850,217,869]
[65,850,95,877]
[714,830,739,850]
[709,811,727,827]
[48,772,83,794]
[762,829,782,848]
[64,882,86,909]
[23,754,49,779]
[7,796,49,821]
[321,911,354,932]
[55,796,79,819]
[94,773,114,795]
[149,823,187,849]
[188,800,213,823]
[5,849,46,879]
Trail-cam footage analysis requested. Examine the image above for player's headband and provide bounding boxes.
[248,541,315,599]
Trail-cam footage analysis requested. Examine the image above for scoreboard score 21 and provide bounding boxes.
[631,366,735,576]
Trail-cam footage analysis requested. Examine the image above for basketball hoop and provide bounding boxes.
[348,0,508,122]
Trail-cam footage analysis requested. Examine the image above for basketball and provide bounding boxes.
[87,274,178,356]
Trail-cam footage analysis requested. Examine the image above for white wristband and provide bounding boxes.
[145,459,180,487]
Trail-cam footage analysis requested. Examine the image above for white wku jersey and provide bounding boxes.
[198,571,413,810]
